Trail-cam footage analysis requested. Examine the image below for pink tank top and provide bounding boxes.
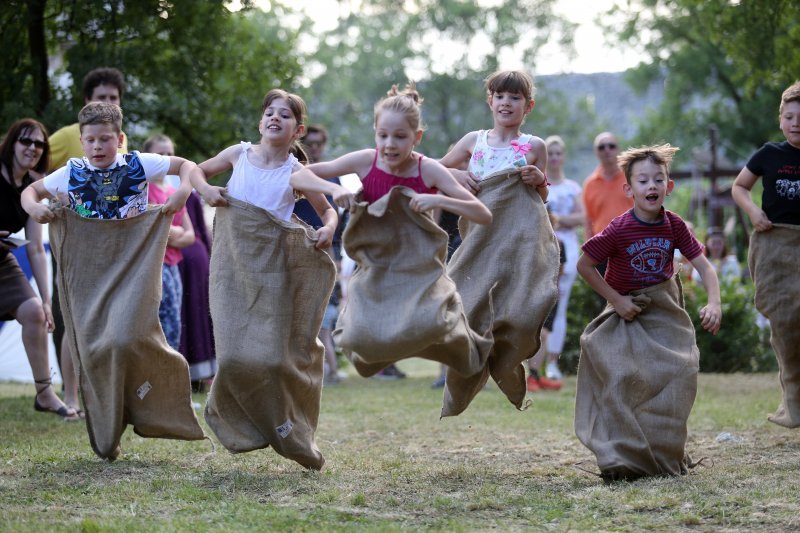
[361,150,437,204]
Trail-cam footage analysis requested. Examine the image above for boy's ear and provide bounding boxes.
[623,182,633,198]
[666,179,675,196]
[117,132,124,149]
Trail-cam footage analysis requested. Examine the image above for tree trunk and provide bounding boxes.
[27,0,50,116]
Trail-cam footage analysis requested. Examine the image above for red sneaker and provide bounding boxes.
[537,377,562,391]
[526,375,541,392]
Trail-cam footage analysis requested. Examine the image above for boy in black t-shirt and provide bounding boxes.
[733,80,800,428]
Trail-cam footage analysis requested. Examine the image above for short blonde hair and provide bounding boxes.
[618,144,679,184]
[374,82,425,131]
[545,135,565,150]
[779,80,800,116]
[78,102,123,133]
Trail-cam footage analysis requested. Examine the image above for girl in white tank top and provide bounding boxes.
[226,141,297,221]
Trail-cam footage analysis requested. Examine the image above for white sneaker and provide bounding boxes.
[545,362,563,380]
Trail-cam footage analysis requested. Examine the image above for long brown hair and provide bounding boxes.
[0,118,50,176]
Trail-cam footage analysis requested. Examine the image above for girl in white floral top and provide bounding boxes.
[440,70,548,202]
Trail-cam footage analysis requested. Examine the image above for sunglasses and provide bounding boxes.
[18,137,47,149]
[597,143,617,151]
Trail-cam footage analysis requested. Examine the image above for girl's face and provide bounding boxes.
[14,127,46,172]
[706,234,725,259]
[780,100,800,149]
[547,143,565,171]
[488,91,533,128]
[374,110,421,167]
[259,97,303,145]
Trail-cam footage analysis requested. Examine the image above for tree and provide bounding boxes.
[0,1,304,163]
[300,0,578,158]
[606,0,800,162]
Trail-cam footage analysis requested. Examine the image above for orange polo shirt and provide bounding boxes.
[582,166,633,237]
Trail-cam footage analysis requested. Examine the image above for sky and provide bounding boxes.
[243,0,647,75]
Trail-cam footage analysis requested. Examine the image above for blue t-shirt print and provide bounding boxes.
[67,153,148,219]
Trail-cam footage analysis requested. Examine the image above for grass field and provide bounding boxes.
[2,361,799,531]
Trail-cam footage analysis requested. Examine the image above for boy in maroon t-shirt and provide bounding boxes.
[574,144,721,481]
[577,144,721,329]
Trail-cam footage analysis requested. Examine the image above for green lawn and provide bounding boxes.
[2,362,798,531]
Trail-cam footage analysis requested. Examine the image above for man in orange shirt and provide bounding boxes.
[582,132,633,238]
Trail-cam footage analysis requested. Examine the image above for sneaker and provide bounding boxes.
[526,375,541,392]
[537,376,562,391]
[324,371,342,385]
[545,362,563,380]
[374,365,404,380]
[431,375,446,389]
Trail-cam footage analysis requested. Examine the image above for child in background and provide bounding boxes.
[575,144,720,481]
[732,80,800,428]
[692,228,741,283]
[538,135,584,382]
[192,88,354,469]
[143,134,195,351]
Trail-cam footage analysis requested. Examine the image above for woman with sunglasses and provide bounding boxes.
[0,119,79,420]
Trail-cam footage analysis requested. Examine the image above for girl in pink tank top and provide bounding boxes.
[306,82,491,223]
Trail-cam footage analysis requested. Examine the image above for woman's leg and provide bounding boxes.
[17,297,74,414]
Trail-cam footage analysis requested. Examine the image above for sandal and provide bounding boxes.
[34,378,80,421]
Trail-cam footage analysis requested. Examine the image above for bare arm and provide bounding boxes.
[21,180,56,223]
[687,254,722,335]
[439,131,479,193]
[194,145,241,207]
[414,159,492,224]
[162,157,200,215]
[306,149,373,181]
[576,252,641,320]
[731,166,772,232]
[24,217,53,331]
[305,191,338,249]
[167,213,196,249]
[290,166,355,211]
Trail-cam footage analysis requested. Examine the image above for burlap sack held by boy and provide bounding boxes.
[442,170,559,417]
[749,224,800,428]
[574,277,698,480]
[205,197,334,470]
[334,186,492,378]
[50,207,205,461]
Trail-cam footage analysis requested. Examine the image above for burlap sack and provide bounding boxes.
[50,207,205,461]
[333,186,491,378]
[749,224,800,428]
[205,196,335,470]
[442,171,560,417]
[574,277,698,480]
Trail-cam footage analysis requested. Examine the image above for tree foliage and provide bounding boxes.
[0,0,303,162]
[607,0,800,161]
[301,0,579,158]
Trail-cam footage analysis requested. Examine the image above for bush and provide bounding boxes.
[561,275,776,374]
[683,278,776,372]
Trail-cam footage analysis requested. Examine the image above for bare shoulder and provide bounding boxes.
[526,135,547,165]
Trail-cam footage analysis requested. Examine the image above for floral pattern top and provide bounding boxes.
[467,130,534,180]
